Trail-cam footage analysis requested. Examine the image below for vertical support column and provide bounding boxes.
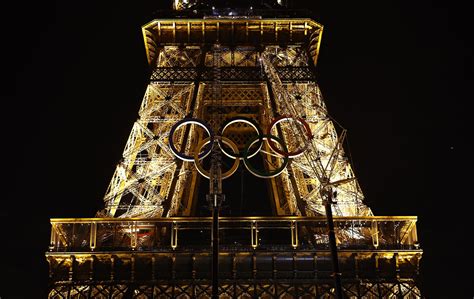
[187,22,190,43]
[209,43,223,299]
[252,253,257,279]
[274,22,278,41]
[415,253,422,276]
[172,22,176,43]
[191,254,196,279]
[232,254,237,298]
[171,254,176,280]
[131,254,136,281]
[272,254,277,279]
[210,129,223,296]
[68,255,75,281]
[192,254,196,295]
[313,253,318,280]
[354,254,361,298]
[374,253,380,278]
[289,21,293,42]
[202,21,205,43]
[151,255,156,281]
[90,221,97,251]
[371,220,379,249]
[412,221,420,249]
[292,253,297,279]
[171,221,178,250]
[291,220,298,249]
[324,189,343,299]
[171,253,176,297]
[394,253,400,279]
[354,253,360,280]
[49,223,57,251]
[131,221,138,250]
[47,257,53,279]
[162,46,206,217]
[232,253,237,279]
[245,22,249,43]
[374,254,381,296]
[251,221,259,249]
[252,253,257,298]
[89,255,95,281]
[211,195,220,299]
[110,256,115,281]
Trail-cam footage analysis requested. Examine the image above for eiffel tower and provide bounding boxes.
[46,1,423,298]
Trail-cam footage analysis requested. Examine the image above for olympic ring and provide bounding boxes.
[168,117,312,179]
[242,134,289,179]
[219,117,263,159]
[267,116,312,158]
[193,137,240,180]
[168,118,214,162]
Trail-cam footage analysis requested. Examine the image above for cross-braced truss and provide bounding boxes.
[261,48,372,216]
[101,82,195,217]
[99,44,372,218]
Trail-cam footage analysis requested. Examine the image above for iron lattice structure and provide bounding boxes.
[46,3,423,298]
[100,22,370,219]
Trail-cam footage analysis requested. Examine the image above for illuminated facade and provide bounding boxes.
[46,1,422,298]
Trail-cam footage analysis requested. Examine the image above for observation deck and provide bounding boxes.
[142,17,323,66]
[46,216,422,298]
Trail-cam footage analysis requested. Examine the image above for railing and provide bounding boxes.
[48,216,419,253]
[150,67,314,82]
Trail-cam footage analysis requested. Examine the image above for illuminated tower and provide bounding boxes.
[46,1,423,298]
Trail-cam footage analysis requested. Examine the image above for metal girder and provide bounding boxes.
[142,19,323,66]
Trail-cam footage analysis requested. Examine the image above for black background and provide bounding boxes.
[1,0,472,298]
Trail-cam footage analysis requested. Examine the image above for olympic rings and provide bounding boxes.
[193,137,240,180]
[168,118,214,162]
[168,116,312,179]
[242,134,289,179]
[219,117,263,159]
[267,116,312,158]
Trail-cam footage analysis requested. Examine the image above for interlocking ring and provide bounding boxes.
[168,117,311,179]
[242,134,289,179]
[193,137,240,180]
[267,115,312,158]
[219,117,263,159]
[168,118,214,162]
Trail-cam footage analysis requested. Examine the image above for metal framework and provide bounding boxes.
[99,43,370,218]
[46,4,423,298]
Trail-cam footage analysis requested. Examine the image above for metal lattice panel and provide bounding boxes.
[151,67,199,81]
[48,281,422,298]
[101,82,196,217]
[265,46,309,67]
[261,48,372,217]
[158,46,202,68]
[205,47,259,67]
[276,67,316,82]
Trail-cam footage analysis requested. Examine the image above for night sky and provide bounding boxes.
[1,1,472,298]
